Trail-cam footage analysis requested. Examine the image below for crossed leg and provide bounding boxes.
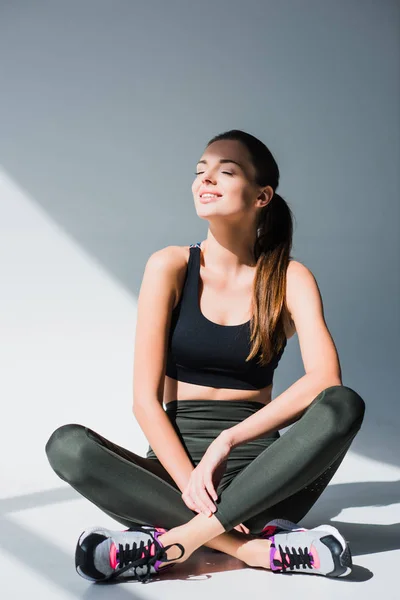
[45,385,365,569]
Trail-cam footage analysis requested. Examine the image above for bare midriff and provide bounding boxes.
[163,378,276,407]
[163,243,296,408]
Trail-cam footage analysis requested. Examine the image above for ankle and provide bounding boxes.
[157,527,192,565]
[242,538,272,569]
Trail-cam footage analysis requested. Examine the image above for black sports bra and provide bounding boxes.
[164,242,287,390]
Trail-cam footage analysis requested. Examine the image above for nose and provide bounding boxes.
[202,174,217,186]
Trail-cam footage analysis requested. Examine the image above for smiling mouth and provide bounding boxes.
[199,195,222,203]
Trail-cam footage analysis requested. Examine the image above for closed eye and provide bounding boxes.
[195,171,233,176]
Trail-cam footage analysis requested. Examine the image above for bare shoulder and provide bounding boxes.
[147,244,189,270]
[283,261,317,335]
[148,244,190,307]
[286,260,320,301]
[286,259,316,282]
[285,259,325,326]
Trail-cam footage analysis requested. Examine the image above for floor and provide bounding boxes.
[2,420,399,599]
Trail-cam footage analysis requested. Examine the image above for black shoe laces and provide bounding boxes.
[110,530,185,584]
[273,543,313,572]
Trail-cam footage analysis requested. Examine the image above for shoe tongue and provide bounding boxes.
[93,539,114,578]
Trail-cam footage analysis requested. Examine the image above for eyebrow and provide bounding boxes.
[196,158,245,171]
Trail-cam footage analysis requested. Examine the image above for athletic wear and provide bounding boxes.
[165,241,287,390]
[266,520,353,577]
[44,236,366,580]
[46,385,365,537]
[75,524,184,583]
[146,399,280,471]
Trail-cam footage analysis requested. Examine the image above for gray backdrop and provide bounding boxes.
[1,0,399,467]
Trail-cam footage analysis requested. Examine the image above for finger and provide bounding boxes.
[204,478,218,503]
[192,489,211,516]
[233,524,248,534]
[199,484,216,515]
[238,523,249,534]
[184,487,202,514]
[193,486,214,516]
[203,483,218,515]
[182,492,199,513]
[189,473,215,515]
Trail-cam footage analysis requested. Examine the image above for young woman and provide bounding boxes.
[45,129,365,584]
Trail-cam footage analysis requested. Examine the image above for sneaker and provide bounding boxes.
[260,519,352,577]
[75,524,184,584]
[260,518,308,539]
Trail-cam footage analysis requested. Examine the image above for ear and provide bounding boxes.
[257,185,274,207]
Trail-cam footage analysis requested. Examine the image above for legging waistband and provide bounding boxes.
[164,399,278,437]
[165,399,266,404]
[164,399,268,425]
[146,398,280,467]
[165,399,267,410]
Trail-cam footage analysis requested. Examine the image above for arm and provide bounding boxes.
[132,247,194,492]
[134,400,194,492]
[223,261,343,449]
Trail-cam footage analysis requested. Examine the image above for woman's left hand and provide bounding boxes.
[181,433,232,517]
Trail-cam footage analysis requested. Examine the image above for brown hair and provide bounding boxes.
[206,129,296,366]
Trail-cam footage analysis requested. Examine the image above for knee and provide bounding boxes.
[45,423,90,485]
[323,384,366,432]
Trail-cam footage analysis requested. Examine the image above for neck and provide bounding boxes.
[202,230,257,278]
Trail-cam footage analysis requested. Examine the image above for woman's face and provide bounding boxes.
[192,139,261,221]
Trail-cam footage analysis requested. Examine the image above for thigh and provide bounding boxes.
[241,439,352,533]
[85,427,180,489]
[45,423,195,529]
[46,423,179,488]
[212,385,365,532]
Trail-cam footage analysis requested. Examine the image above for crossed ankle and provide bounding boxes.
[239,538,272,569]
[158,531,192,565]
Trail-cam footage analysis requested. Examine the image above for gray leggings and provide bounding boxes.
[45,385,365,533]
